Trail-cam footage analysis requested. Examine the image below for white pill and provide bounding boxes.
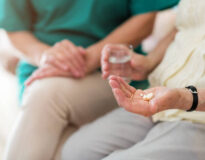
[143,95,149,101]
[140,93,144,97]
[143,95,147,98]
[146,93,154,99]
[143,93,154,101]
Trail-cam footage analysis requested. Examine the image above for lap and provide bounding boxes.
[22,71,117,126]
[62,108,154,160]
[104,121,205,160]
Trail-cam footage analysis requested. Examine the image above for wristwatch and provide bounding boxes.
[185,85,198,112]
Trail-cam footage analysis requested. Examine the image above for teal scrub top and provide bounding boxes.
[0,0,179,101]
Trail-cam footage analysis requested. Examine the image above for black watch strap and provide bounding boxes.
[185,85,198,112]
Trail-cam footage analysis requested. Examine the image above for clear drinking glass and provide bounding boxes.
[108,45,132,83]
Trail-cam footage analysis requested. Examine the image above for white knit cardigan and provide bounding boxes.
[149,0,205,123]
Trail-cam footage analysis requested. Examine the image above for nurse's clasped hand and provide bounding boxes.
[25,64,72,86]
[40,40,86,76]
[109,76,193,117]
[25,40,86,86]
[101,44,154,81]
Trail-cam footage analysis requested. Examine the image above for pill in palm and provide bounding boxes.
[143,93,154,101]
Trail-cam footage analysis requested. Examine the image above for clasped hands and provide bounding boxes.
[26,40,89,86]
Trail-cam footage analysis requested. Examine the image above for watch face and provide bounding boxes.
[186,86,198,94]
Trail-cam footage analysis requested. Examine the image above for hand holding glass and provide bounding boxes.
[107,45,132,82]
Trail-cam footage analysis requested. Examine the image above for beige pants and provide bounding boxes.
[4,72,118,160]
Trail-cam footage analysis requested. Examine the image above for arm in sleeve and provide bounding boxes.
[129,0,180,15]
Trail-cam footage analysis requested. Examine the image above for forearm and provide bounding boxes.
[147,28,177,71]
[8,31,50,66]
[86,12,157,73]
[100,12,157,47]
[197,89,205,111]
[174,88,205,112]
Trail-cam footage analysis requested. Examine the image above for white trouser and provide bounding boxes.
[62,108,205,160]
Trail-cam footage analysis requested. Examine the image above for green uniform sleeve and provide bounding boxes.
[0,0,33,31]
[130,0,179,15]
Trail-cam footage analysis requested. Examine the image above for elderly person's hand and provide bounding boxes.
[101,44,154,81]
[109,76,193,117]
[40,40,86,78]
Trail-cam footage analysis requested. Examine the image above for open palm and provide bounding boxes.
[109,76,181,117]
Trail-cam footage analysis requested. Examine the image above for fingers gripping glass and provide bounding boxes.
[108,44,133,83]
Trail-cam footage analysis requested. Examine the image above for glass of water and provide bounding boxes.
[108,45,133,83]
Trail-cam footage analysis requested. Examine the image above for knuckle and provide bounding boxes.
[62,40,70,45]
[104,44,112,49]
[54,42,61,47]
